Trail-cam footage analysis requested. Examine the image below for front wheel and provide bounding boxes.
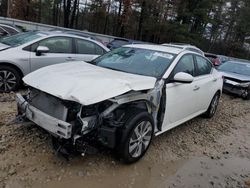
[204,92,220,118]
[117,110,154,164]
[0,65,22,92]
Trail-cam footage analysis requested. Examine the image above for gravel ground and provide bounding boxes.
[0,92,250,188]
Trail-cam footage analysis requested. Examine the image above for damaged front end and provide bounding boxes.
[223,77,250,99]
[16,81,165,157]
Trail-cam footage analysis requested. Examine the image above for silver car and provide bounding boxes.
[0,31,109,92]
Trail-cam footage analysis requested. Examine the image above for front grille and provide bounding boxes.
[28,88,68,121]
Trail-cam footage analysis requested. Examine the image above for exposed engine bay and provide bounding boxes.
[16,81,165,156]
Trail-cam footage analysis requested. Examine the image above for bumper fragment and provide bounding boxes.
[16,93,72,139]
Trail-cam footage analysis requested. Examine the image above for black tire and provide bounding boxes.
[242,86,250,100]
[117,109,154,164]
[204,92,220,118]
[0,65,22,92]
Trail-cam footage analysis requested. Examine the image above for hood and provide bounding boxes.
[0,43,10,51]
[220,71,250,82]
[23,62,157,105]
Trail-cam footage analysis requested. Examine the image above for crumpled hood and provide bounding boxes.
[23,62,157,105]
[0,43,10,51]
[220,71,250,82]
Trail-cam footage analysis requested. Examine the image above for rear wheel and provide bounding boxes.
[117,109,154,163]
[0,65,21,92]
[204,92,220,118]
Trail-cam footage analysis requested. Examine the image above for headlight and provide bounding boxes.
[237,82,250,87]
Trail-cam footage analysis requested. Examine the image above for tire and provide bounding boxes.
[0,65,22,92]
[117,109,154,164]
[204,92,220,118]
[242,86,250,100]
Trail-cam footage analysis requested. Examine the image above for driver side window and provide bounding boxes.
[173,54,195,76]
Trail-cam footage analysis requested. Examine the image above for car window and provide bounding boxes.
[0,27,9,37]
[218,61,250,76]
[95,45,105,55]
[1,26,18,35]
[173,54,195,76]
[93,47,176,78]
[0,32,42,47]
[195,56,212,76]
[76,39,103,55]
[37,37,73,53]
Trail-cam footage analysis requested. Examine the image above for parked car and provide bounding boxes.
[217,61,250,99]
[0,31,109,92]
[106,37,147,49]
[205,53,222,66]
[0,23,21,38]
[16,44,223,163]
[162,43,204,56]
[204,53,231,66]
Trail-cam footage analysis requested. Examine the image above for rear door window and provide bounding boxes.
[0,27,9,37]
[195,56,212,76]
[1,26,18,35]
[75,39,104,55]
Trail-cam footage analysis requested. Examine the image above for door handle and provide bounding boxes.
[193,85,200,91]
[213,78,217,82]
[66,57,75,61]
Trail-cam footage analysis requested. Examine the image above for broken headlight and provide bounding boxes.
[237,82,250,88]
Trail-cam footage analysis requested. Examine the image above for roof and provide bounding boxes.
[162,43,200,49]
[30,31,109,51]
[124,44,184,54]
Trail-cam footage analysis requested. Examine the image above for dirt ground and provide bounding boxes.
[0,92,250,188]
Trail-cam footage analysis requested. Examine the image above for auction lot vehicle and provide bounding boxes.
[217,61,250,100]
[16,44,223,163]
[0,31,109,92]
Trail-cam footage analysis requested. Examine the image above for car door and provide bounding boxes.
[194,55,217,111]
[74,38,105,62]
[161,54,201,132]
[29,36,75,72]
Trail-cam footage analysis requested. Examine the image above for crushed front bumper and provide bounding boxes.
[16,93,72,139]
[223,79,249,97]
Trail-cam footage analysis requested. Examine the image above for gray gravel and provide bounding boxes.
[0,92,250,188]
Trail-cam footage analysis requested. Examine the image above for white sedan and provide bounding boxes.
[16,44,223,163]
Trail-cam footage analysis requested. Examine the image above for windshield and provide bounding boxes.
[93,47,176,78]
[0,32,43,47]
[218,61,250,76]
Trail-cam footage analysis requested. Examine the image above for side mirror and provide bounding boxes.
[173,72,194,83]
[36,46,49,56]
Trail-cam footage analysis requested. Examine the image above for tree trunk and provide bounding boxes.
[137,1,146,40]
[70,0,78,28]
[63,0,71,28]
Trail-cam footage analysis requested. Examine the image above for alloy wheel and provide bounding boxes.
[129,121,153,158]
[210,95,219,115]
[0,70,17,92]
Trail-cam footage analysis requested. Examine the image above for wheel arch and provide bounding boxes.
[0,62,24,78]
